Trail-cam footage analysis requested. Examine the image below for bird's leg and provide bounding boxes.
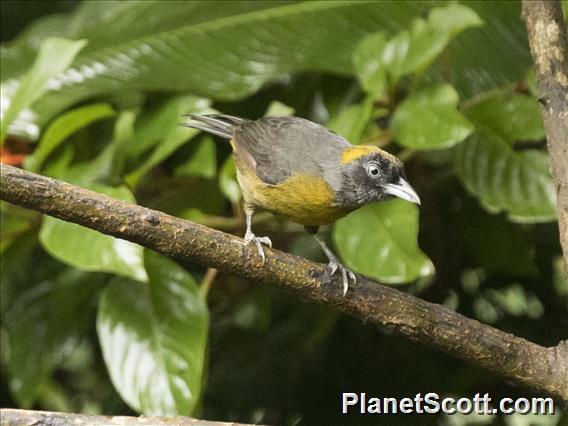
[312,233,356,296]
[243,208,272,265]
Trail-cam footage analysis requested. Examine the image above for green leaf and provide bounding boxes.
[448,2,532,98]
[391,84,474,150]
[39,184,147,281]
[1,37,86,141]
[333,200,434,283]
[109,109,137,182]
[97,251,209,416]
[327,97,374,145]
[454,130,556,223]
[24,103,116,172]
[353,32,389,96]
[8,1,432,135]
[354,4,481,96]
[454,93,556,222]
[5,268,105,407]
[126,96,212,186]
[0,205,34,253]
[174,137,217,179]
[463,92,544,145]
[265,100,295,117]
[428,2,484,36]
[219,156,241,204]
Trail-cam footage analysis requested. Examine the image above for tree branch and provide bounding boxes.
[1,164,567,402]
[0,408,254,425]
[522,0,568,275]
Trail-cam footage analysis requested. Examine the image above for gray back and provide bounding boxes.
[234,116,351,188]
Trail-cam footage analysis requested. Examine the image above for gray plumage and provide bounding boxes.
[182,114,350,193]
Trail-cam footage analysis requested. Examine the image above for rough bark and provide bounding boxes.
[1,164,567,402]
[522,0,568,275]
[0,408,255,426]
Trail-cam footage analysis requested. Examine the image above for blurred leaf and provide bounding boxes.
[333,200,434,283]
[39,183,147,281]
[6,2,433,135]
[232,288,271,333]
[1,232,39,315]
[327,97,374,145]
[110,109,137,182]
[174,137,217,179]
[454,95,556,222]
[97,251,208,416]
[463,92,544,145]
[391,84,473,150]
[353,33,388,97]
[24,103,116,172]
[0,205,35,253]
[1,37,86,141]
[126,97,212,186]
[0,14,74,82]
[265,100,295,117]
[485,284,544,319]
[129,96,208,158]
[449,2,532,98]
[5,268,104,407]
[354,3,481,97]
[219,156,241,204]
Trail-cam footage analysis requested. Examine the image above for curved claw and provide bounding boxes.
[327,260,356,296]
[244,231,272,265]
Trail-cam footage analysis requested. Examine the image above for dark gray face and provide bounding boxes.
[334,153,420,208]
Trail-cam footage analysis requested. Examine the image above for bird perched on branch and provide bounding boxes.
[182,114,420,295]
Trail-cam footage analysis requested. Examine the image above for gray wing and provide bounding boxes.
[234,116,351,185]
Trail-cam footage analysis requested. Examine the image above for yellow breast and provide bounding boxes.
[236,165,353,226]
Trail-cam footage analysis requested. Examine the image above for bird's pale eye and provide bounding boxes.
[365,162,381,178]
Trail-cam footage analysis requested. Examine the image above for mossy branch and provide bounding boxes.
[1,164,567,402]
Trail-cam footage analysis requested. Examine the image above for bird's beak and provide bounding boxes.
[383,179,421,205]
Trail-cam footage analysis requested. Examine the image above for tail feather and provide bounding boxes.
[180,114,245,139]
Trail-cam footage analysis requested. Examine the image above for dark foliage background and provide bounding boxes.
[1,1,566,425]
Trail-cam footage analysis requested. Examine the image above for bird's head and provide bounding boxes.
[334,146,420,208]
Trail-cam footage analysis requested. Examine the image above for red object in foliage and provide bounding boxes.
[0,146,28,167]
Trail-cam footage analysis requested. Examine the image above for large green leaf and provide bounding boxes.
[463,92,544,145]
[4,1,433,137]
[1,37,86,141]
[3,2,535,139]
[24,103,116,172]
[454,129,556,223]
[391,84,474,150]
[39,184,147,281]
[5,268,105,407]
[97,251,209,416]
[333,201,434,284]
[353,3,481,97]
[449,1,533,98]
[454,93,555,222]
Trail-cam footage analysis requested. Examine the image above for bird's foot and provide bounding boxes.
[327,259,356,296]
[244,230,272,265]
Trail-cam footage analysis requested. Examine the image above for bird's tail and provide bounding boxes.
[180,114,245,139]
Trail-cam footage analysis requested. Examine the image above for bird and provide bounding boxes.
[181,114,420,295]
